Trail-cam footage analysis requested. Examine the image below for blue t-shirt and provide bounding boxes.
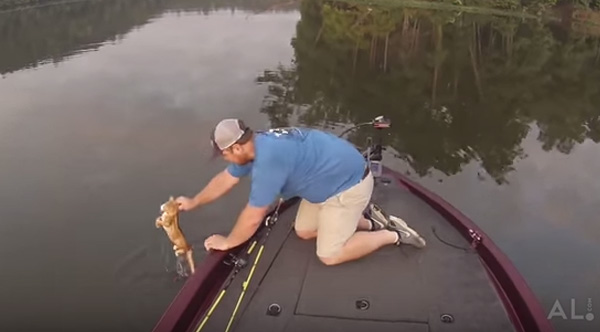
[227,127,366,207]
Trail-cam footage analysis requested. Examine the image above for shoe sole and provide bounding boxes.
[389,216,427,248]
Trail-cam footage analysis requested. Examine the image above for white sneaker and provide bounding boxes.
[388,215,426,249]
[364,203,391,230]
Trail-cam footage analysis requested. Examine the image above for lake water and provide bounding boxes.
[0,0,598,331]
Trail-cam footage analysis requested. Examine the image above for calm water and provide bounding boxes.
[0,0,598,331]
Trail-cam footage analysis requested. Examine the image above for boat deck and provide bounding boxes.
[193,174,515,332]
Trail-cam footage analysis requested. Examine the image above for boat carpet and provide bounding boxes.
[193,175,515,332]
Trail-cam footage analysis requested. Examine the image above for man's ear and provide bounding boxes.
[231,144,242,154]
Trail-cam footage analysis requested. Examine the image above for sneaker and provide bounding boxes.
[388,215,426,249]
[364,203,391,230]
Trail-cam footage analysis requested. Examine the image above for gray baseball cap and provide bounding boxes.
[210,118,251,151]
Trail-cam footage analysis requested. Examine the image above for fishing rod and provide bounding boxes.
[195,198,283,332]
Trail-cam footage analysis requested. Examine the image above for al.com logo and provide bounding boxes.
[548,298,594,321]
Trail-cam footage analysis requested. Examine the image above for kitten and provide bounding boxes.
[155,196,195,275]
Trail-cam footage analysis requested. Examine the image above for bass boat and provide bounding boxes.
[152,116,554,332]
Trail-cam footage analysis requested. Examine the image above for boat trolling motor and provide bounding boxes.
[337,115,391,178]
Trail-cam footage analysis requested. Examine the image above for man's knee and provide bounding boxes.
[295,228,317,240]
[318,255,342,266]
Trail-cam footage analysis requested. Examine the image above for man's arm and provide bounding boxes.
[204,165,286,251]
[205,151,287,251]
[222,160,286,248]
[187,169,240,209]
[203,203,270,251]
[224,203,270,248]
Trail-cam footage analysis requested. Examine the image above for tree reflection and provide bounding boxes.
[256,0,600,184]
[0,0,296,75]
[0,0,166,75]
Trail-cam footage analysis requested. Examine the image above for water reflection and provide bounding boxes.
[0,2,299,331]
[256,0,600,184]
[0,0,297,76]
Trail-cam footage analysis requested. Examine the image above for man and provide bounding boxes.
[176,119,425,266]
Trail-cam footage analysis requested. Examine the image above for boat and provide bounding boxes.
[152,116,554,332]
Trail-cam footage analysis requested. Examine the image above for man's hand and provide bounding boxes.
[203,205,268,252]
[176,196,196,211]
[204,234,230,251]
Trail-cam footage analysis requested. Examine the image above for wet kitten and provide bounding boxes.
[155,196,195,275]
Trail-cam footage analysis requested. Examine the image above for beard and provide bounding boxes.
[237,157,253,165]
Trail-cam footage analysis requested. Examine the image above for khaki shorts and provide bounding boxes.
[294,172,374,258]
